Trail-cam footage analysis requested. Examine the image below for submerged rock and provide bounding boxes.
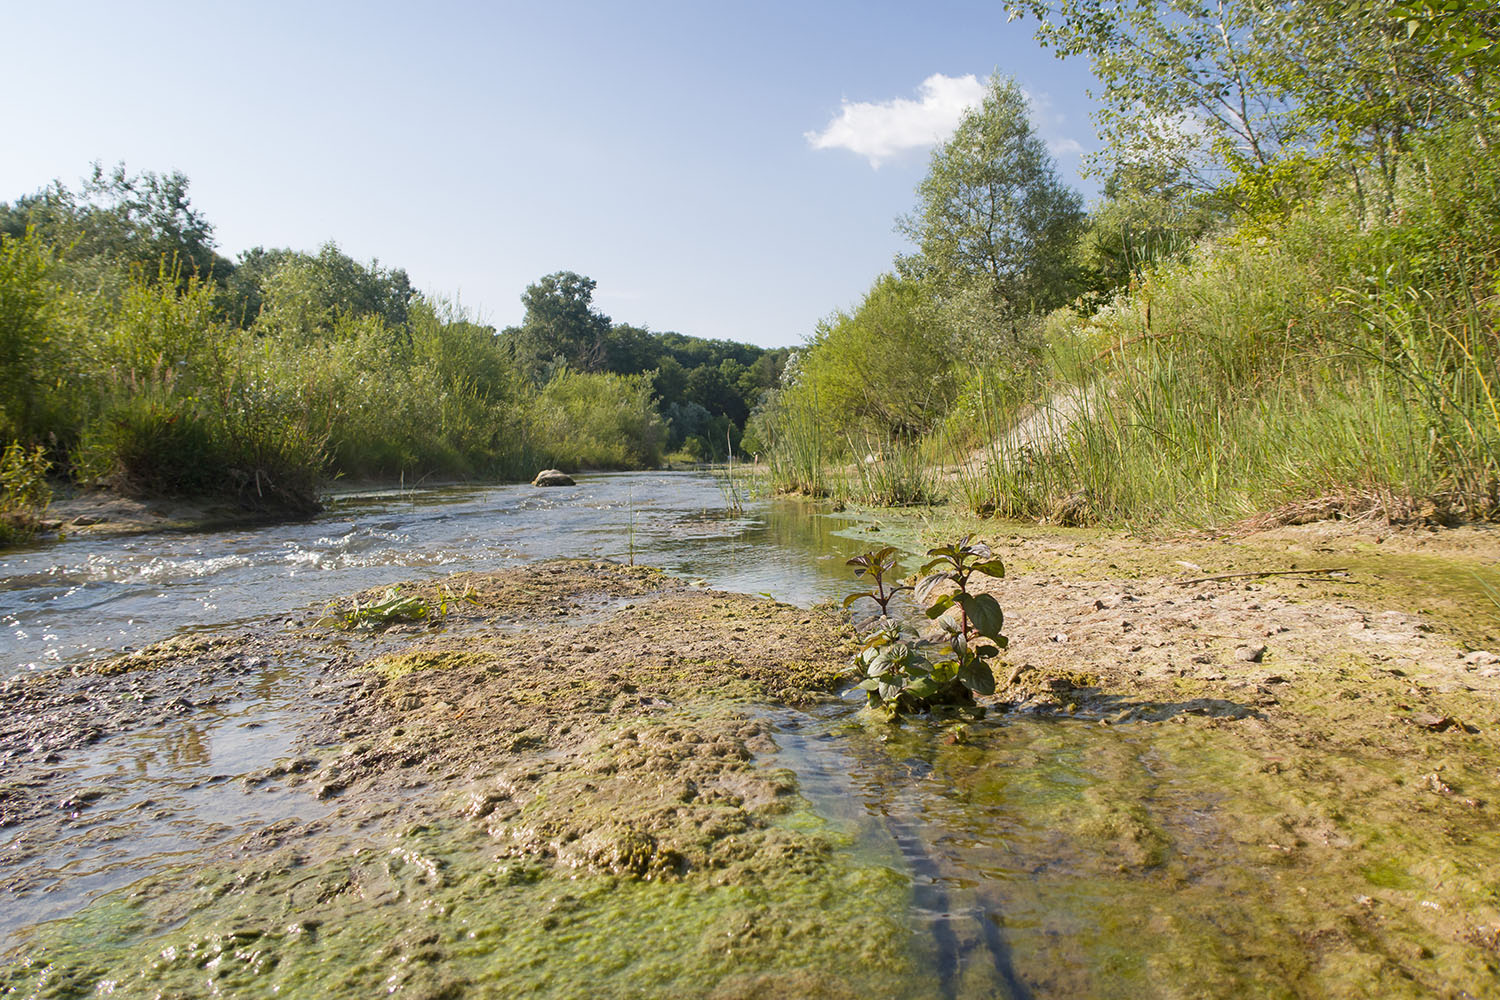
[532,469,576,487]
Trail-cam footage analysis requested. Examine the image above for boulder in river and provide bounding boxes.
[532,469,576,487]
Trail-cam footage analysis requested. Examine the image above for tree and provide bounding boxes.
[1007,0,1500,213]
[897,76,1085,329]
[511,271,612,376]
[776,274,960,443]
[0,164,230,284]
[248,242,414,339]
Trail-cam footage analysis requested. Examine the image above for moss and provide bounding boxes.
[0,819,922,1000]
[366,648,491,681]
[89,633,235,675]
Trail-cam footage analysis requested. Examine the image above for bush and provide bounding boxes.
[530,370,665,470]
[0,441,50,546]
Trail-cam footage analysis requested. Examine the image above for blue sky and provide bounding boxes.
[2,1,1102,347]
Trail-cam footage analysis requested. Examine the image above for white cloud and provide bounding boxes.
[804,73,988,168]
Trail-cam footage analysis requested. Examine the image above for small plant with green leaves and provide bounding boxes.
[318,582,477,630]
[846,536,1008,718]
[843,546,911,618]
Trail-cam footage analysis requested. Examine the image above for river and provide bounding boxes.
[3,473,1492,998]
[1,472,868,675]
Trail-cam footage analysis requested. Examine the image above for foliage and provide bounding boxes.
[842,546,911,618]
[0,442,50,547]
[0,231,57,441]
[2,165,789,507]
[960,156,1500,526]
[850,438,944,507]
[897,75,1086,326]
[507,271,614,376]
[0,163,230,285]
[241,243,413,336]
[532,369,665,470]
[791,275,960,442]
[1007,0,1499,214]
[848,538,1007,718]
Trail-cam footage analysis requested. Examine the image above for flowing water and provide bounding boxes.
[1,473,1490,997]
[1,472,870,675]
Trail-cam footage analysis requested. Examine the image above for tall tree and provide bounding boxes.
[511,271,612,376]
[897,76,1085,329]
[0,163,229,283]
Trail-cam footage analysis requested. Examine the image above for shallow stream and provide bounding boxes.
[2,473,1495,997]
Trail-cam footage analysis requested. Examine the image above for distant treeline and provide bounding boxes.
[0,165,782,520]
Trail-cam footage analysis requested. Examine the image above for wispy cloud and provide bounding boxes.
[805,73,988,168]
[1021,89,1086,162]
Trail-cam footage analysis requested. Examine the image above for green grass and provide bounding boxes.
[770,133,1500,530]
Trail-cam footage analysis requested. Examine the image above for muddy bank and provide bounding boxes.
[36,486,319,539]
[0,561,925,998]
[2,522,1499,998]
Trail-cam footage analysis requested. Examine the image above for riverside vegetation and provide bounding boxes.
[0,169,784,537]
[752,3,1500,531]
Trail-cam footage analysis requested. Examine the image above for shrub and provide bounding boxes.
[0,441,50,546]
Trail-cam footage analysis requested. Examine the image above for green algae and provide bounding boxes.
[12,551,1500,999]
[0,812,926,1000]
[772,694,1500,999]
[367,648,492,681]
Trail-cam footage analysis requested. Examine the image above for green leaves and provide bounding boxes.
[960,592,1004,640]
[844,546,912,617]
[895,76,1085,321]
[846,535,1010,719]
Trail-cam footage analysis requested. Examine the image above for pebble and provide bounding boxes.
[1236,644,1267,663]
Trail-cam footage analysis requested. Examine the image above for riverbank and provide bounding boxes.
[3,515,1499,997]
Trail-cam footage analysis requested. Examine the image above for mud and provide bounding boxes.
[0,561,921,998]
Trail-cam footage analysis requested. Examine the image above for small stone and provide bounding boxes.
[1462,650,1499,667]
[1049,633,1068,644]
[1236,644,1267,663]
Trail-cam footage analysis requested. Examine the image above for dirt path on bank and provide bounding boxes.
[0,520,1498,998]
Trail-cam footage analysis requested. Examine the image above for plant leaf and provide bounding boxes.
[925,593,957,619]
[959,593,1004,639]
[970,558,1006,579]
[960,658,996,696]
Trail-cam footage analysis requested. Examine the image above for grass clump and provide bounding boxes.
[317,583,476,631]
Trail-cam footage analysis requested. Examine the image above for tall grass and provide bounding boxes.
[762,388,829,497]
[957,216,1498,526]
[850,436,944,506]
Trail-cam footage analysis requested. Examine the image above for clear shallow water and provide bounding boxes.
[0,472,877,675]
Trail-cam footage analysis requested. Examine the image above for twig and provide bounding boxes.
[1175,567,1350,586]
